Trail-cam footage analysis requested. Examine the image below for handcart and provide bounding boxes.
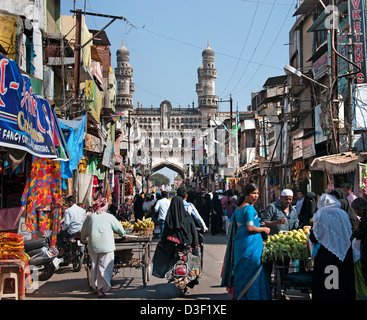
[271,258,313,300]
[84,233,153,289]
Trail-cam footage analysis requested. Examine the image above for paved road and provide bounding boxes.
[25,232,310,301]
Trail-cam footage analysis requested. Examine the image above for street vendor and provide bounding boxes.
[261,189,299,300]
[261,189,299,235]
[81,197,125,298]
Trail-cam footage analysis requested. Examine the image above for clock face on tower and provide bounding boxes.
[163,138,169,145]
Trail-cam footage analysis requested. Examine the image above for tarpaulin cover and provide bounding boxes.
[310,152,365,174]
[58,115,86,178]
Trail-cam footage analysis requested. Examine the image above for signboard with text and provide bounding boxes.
[0,54,68,159]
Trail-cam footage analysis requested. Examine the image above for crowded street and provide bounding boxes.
[1,0,367,305]
[24,230,310,301]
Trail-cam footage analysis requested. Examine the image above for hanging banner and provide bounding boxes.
[350,0,366,83]
[0,54,69,159]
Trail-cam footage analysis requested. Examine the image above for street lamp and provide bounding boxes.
[284,64,328,89]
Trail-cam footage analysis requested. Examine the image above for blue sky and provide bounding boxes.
[61,0,298,111]
[61,0,298,182]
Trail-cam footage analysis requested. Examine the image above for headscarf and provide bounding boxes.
[162,196,198,248]
[89,197,109,214]
[313,194,352,261]
[328,188,358,231]
[298,192,317,228]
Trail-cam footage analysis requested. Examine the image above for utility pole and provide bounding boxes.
[72,9,82,120]
[70,9,133,120]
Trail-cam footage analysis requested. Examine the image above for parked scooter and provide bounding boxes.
[164,230,204,296]
[58,231,85,272]
[24,233,61,281]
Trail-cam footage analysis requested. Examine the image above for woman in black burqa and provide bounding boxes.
[298,192,317,228]
[152,196,199,278]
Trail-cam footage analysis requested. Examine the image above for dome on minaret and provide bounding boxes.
[116,39,129,61]
[202,40,214,57]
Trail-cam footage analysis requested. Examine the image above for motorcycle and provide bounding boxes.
[164,230,204,296]
[58,231,85,272]
[24,233,61,282]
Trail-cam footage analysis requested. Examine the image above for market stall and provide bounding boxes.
[0,53,69,299]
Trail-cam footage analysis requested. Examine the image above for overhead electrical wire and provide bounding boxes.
[223,0,276,98]
[232,0,295,96]
[219,0,261,97]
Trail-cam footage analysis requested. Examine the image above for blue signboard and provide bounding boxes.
[0,54,69,160]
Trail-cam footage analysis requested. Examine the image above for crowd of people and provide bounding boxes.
[55,181,367,300]
[221,183,367,300]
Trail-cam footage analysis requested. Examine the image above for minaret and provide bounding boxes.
[196,40,218,113]
[115,39,135,115]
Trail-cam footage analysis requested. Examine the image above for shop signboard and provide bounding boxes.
[0,54,69,160]
[292,130,303,160]
[312,52,328,80]
[302,135,316,159]
[315,104,328,144]
[350,0,366,84]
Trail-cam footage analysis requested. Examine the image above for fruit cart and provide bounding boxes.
[262,227,313,300]
[271,258,313,300]
[84,232,154,289]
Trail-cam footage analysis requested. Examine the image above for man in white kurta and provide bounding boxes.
[81,198,125,297]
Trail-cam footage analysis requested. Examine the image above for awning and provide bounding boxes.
[237,160,260,174]
[310,152,366,174]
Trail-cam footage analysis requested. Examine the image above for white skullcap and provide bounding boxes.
[281,189,293,197]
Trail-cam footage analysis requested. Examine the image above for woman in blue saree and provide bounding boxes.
[221,183,271,300]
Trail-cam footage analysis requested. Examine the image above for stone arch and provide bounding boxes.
[151,161,185,180]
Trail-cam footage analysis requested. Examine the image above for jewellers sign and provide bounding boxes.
[350,0,367,83]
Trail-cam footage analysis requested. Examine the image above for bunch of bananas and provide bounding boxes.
[134,217,154,229]
[120,221,134,231]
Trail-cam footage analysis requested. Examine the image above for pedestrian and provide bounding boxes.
[221,183,271,300]
[204,193,212,229]
[194,192,208,228]
[261,188,299,298]
[329,188,359,232]
[298,192,317,228]
[81,197,125,297]
[179,188,208,232]
[57,195,86,257]
[154,191,171,235]
[309,193,355,300]
[341,183,358,206]
[221,189,236,219]
[152,195,199,278]
[295,190,305,216]
[211,193,224,235]
[351,197,367,299]
[142,195,153,217]
[133,194,144,222]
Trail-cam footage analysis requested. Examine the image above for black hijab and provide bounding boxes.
[162,196,198,248]
[329,188,358,231]
[299,192,317,228]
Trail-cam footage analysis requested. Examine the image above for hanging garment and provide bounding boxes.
[21,157,63,247]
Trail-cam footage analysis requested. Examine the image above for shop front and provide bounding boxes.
[0,53,70,299]
[310,152,367,195]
